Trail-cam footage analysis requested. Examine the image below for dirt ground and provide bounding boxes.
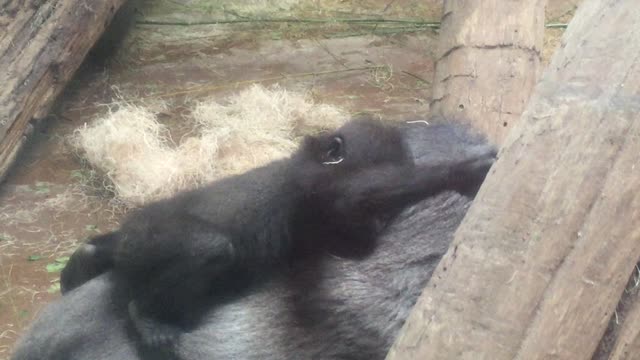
[0,0,579,357]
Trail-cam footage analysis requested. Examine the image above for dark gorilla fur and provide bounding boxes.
[12,119,494,360]
[58,117,494,348]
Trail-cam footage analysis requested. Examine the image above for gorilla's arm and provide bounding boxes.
[330,155,492,215]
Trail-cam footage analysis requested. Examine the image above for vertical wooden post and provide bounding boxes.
[430,0,546,145]
[387,0,640,358]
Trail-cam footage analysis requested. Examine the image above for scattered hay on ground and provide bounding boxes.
[72,84,348,206]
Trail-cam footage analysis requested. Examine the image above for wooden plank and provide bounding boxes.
[386,0,640,359]
[430,0,546,145]
[0,0,129,182]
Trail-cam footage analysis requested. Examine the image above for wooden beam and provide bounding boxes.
[430,0,546,145]
[0,0,129,182]
[387,0,640,358]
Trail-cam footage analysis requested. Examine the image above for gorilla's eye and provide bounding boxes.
[323,136,344,165]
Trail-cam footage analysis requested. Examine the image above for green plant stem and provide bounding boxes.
[137,18,441,27]
[137,17,568,29]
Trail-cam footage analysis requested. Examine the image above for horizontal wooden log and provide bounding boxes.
[0,0,129,182]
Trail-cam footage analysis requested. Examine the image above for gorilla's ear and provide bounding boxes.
[300,133,345,165]
[322,136,344,165]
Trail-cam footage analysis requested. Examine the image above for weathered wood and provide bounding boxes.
[0,0,129,182]
[387,0,640,359]
[607,287,640,360]
[430,0,546,145]
[590,267,640,360]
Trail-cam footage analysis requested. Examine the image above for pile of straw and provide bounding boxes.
[73,85,348,206]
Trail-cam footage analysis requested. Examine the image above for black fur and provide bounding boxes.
[60,117,493,347]
[12,119,493,360]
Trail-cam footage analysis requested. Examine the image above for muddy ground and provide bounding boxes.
[0,0,579,357]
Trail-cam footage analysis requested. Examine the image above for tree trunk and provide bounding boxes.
[387,0,640,359]
[430,0,546,145]
[0,0,129,182]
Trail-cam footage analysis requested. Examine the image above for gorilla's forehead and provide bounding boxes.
[400,121,489,165]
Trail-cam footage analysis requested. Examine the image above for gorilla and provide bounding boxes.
[57,117,493,348]
[11,118,494,360]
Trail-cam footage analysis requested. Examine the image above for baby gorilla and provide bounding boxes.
[60,117,495,347]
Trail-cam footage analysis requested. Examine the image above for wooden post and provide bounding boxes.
[0,0,130,182]
[387,0,640,359]
[430,0,546,145]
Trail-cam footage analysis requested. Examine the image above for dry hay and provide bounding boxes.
[72,84,348,207]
